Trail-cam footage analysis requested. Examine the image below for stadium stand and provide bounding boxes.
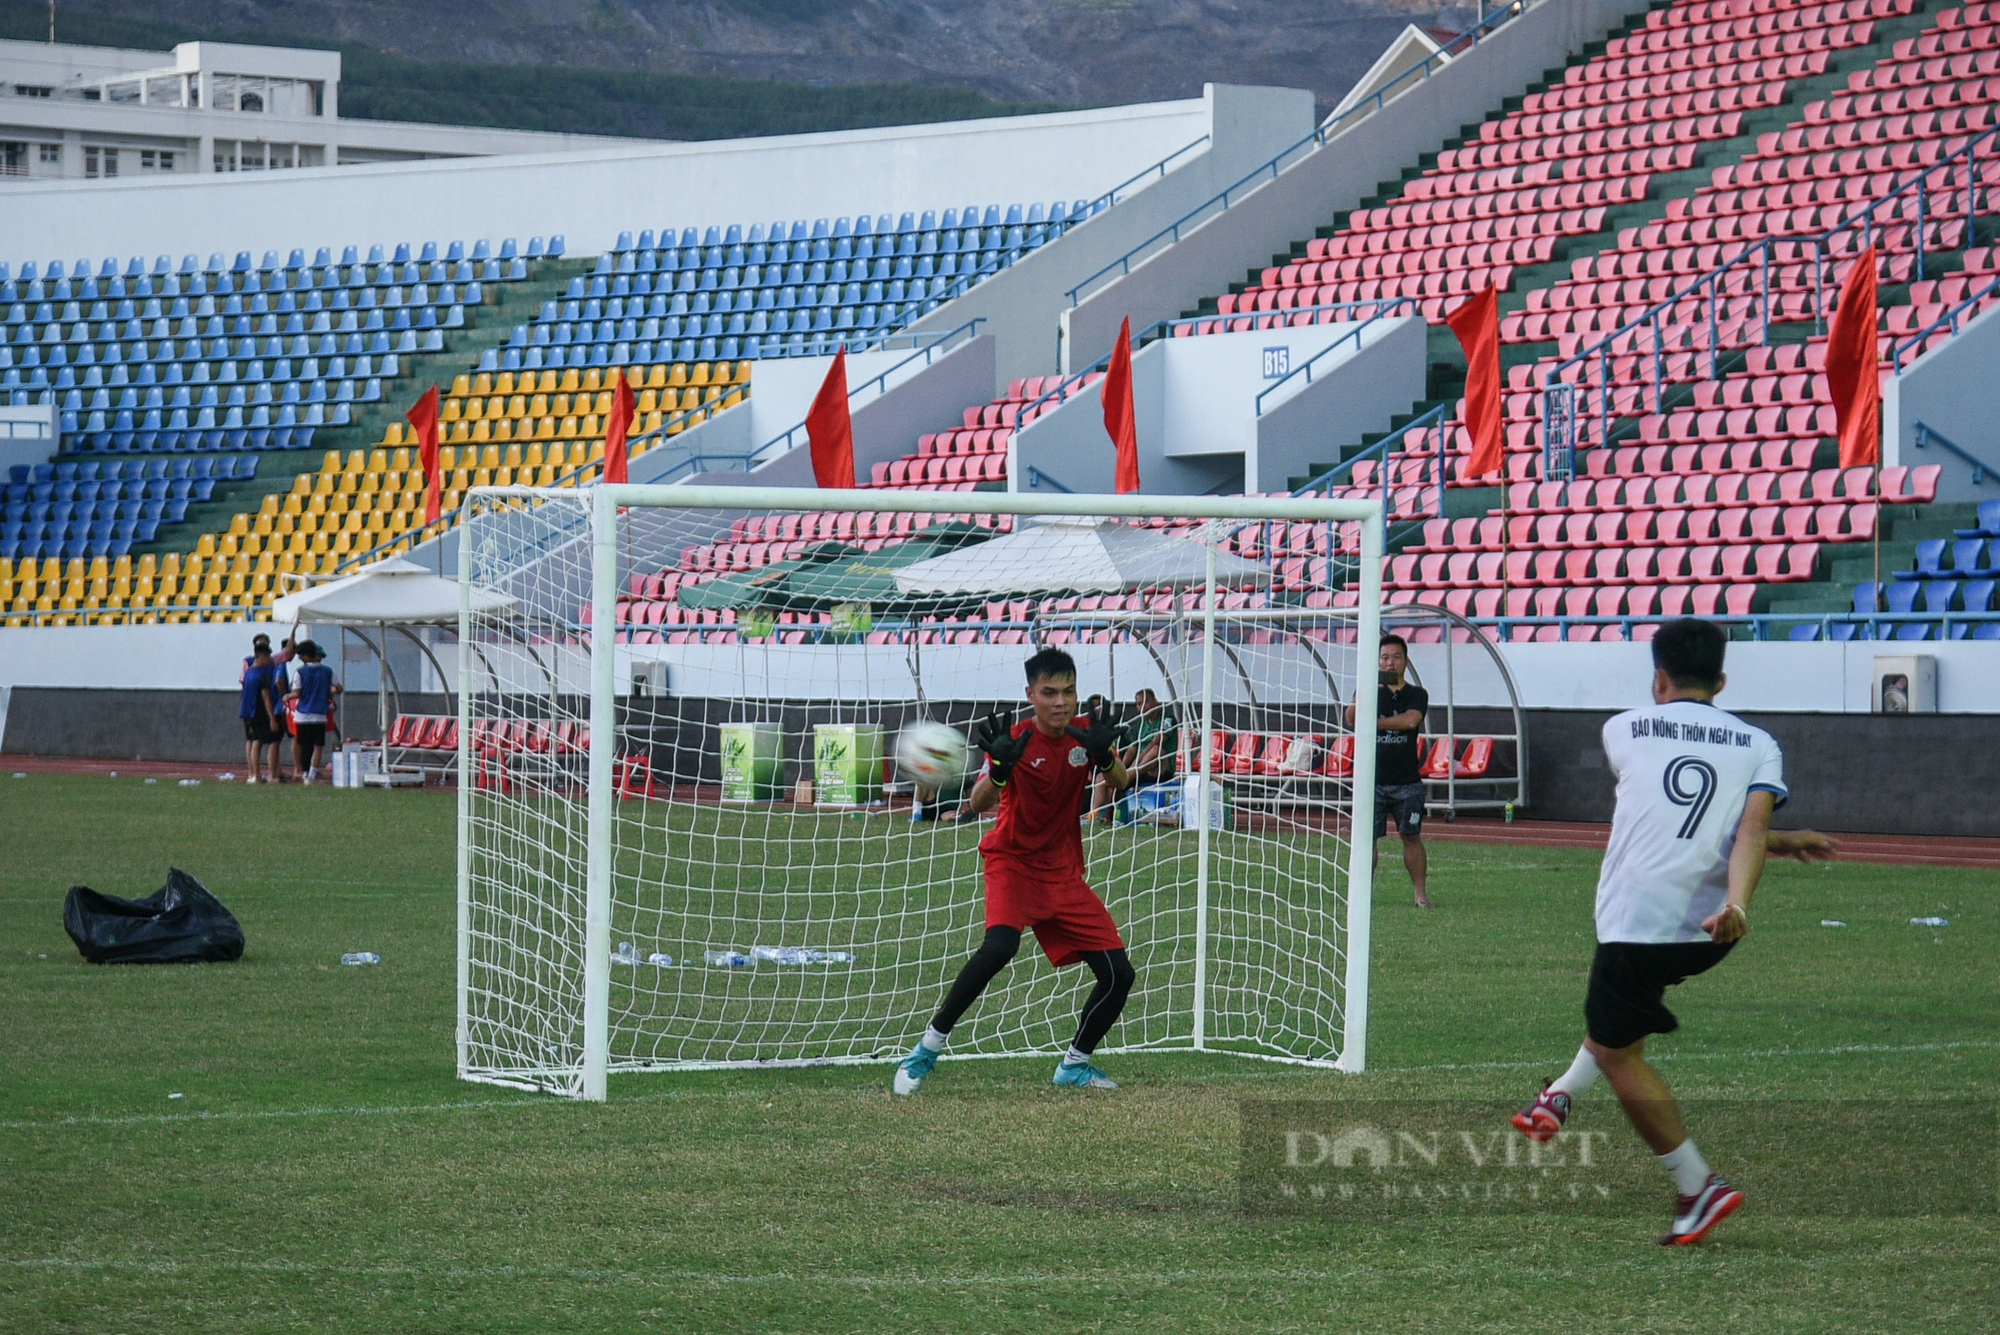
[0,197,1082,621]
[6,0,1999,643]
[1193,0,1996,639]
[105,200,1089,607]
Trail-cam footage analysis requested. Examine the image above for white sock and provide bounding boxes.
[1550,1045,1602,1099]
[1062,1045,1091,1067]
[1659,1138,1711,1196]
[919,1026,947,1053]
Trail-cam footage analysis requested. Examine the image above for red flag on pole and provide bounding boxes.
[406,385,442,524]
[1103,316,1141,494]
[602,368,636,485]
[1827,246,1881,470]
[805,347,855,489]
[1445,286,1504,482]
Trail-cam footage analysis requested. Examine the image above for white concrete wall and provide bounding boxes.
[1009,318,1422,496]
[897,83,1318,383]
[1234,317,1427,493]
[1062,0,1644,369]
[0,95,1222,268]
[1008,335,1225,497]
[0,621,276,695]
[2,625,1997,721]
[1404,640,2000,715]
[0,403,57,476]
[680,335,998,490]
[1882,299,2000,504]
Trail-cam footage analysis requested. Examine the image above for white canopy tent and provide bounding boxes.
[271,557,515,625]
[272,558,518,769]
[891,516,1268,595]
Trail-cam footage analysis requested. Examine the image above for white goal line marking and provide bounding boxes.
[4,1039,1991,1133]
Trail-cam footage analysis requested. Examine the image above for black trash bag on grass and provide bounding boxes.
[63,868,245,964]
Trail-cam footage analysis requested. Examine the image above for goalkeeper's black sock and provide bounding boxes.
[1070,949,1135,1055]
[929,926,1022,1035]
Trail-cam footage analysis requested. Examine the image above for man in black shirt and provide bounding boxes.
[1345,634,1433,908]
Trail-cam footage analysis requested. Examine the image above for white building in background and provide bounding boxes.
[0,38,655,182]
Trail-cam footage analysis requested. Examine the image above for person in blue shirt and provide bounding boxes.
[284,640,342,785]
[238,641,283,784]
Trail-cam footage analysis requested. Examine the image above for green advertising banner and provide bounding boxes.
[813,724,882,806]
[719,723,783,802]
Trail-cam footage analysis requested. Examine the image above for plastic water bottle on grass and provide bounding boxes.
[341,952,380,966]
[705,949,752,967]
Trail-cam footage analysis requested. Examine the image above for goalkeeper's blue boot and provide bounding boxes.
[1051,1059,1119,1090]
[893,1041,940,1096]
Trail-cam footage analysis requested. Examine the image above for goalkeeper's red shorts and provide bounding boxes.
[983,854,1124,967]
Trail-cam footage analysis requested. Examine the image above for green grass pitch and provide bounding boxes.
[1,773,1994,1332]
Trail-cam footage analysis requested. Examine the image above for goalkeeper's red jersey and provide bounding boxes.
[978,717,1095,875]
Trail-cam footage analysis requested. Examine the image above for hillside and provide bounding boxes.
[29,0,1477,131]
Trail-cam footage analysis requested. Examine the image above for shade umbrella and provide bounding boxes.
[892,516,1265,595]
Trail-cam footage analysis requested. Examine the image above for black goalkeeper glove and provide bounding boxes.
[1066,717,1119,772]
[972,711,1031,787]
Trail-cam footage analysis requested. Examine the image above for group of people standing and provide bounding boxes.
[236,632,343,784]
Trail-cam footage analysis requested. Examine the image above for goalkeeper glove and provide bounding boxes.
[973,711,1031,787]
[1066,717,1119,772]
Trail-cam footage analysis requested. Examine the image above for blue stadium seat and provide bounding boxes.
[1954,499,2000,540]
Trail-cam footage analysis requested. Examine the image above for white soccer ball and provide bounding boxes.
[895,721,968,788]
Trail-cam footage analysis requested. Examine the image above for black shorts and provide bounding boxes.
[1373,782,1427,838]
[294,722,327,756]
[1585,940,1735,1051]
[243,713,278,745]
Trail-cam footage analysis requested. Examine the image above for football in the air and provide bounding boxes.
[895,721,969,787]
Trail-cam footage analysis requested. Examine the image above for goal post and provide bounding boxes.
[457,483,1383,1101]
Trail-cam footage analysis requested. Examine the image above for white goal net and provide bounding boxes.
[455,485,1384,1099]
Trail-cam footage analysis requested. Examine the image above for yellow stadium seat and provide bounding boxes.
[451,374,472,397]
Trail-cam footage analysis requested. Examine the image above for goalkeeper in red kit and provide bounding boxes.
[894,648,1135,1094]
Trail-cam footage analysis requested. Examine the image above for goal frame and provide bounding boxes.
[457,483,1386,1101]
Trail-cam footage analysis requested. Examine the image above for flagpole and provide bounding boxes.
[1873,455,1883,618]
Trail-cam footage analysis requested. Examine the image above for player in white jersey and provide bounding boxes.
[1509,619,1837,1246]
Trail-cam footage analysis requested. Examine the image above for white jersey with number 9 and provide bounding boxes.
[1594,699,1788,944]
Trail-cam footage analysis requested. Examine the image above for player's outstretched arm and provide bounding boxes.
[1767,828,1839,862]
[1704,790,1777,944]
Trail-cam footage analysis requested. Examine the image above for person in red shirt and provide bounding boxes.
[894,648,1135,1094]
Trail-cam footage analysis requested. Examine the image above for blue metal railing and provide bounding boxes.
[1892,273,2000,372]
[1020,299,1419,433]
[738,318,986,470]
[1254,298,1421,416]
[1291,403,1449,501]
[1542,123,2000,452]
[1080,134,1213,218]
[1913,420,1999,486]
[1022,465,1077,492]
[1063,0,1531,309]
